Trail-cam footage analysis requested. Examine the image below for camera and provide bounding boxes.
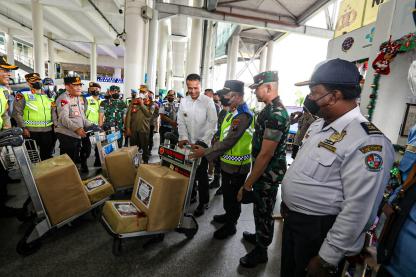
[114,37,120,47]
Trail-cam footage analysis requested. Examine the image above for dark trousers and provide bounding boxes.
[80,136,91,167]
[0,163,9,202]
[159,126,171,145]
[131,130,149,163]
[254,187,278,249]
[56,133,81,163]
[222,171,247,225]
[30,131,55,161]
[376,266,393,277]
[149,125,155,151]
[291,144,300,159]
[195,157,209,205]
[280,202,338,277]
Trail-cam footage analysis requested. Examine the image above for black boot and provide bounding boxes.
[212,213,227,223]
[209,177,220,189]
[239,246,268,268]
[93,159,101,167]
[213,224,236,240]
[242,231,257,244]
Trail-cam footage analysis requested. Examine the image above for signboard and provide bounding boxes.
[363,0,390,26]
[335,0,366,37]
[215,22,237,58]
[97,76,123,83]
[158,146,186,164]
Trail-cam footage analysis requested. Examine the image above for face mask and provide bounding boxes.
[32,82,43,90]
[111,93,120,99]
[90,91,100,96]
[167,97,174,102]
[220,96,230,106]
[104,95,110,100]
[303,92,332,116]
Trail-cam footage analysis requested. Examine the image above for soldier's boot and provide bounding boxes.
[213,223,236,240]
[212,213,227,223]
[239,246,268,268]
[242,231,256,244]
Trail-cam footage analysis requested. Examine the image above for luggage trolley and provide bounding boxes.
[101,143,200,255]
[0,128,111,256]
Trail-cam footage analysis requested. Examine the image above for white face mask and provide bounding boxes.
[47,85,54,92]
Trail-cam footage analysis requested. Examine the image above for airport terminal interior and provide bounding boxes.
[1,0,416,276]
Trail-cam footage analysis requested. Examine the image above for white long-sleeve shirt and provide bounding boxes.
[177,94,217,146]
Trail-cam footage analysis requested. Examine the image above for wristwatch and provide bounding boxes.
[319,256,338,275]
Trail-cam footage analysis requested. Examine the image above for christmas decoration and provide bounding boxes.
[372,37,400,75]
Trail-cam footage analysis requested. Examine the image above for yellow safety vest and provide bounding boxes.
[85,97,101,124]
[23,93,53,127]
[0,87,7,129]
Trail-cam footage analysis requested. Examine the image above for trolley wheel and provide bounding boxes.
[112,238,122,256]
[16,223,42,256]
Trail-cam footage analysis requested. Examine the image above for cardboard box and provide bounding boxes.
[32,154,91,225]
[132,164,189,231]
[105,146,139,189]
[102,200,148,234]
[83,175,114,203]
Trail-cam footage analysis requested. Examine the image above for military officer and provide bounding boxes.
[79,82,102,171]
[13,73,55,160]
[147,89,159,152]
[99,85,126,148]
[190,80,254,240]
[159,89,179,145]
[55,76,92,163]
[125,88,154,163]
[236,71,289,268]
[280,59,394,277]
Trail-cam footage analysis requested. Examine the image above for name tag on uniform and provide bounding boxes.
[28,94,36,101]
[70,106,80,117]
[90,102,96,105]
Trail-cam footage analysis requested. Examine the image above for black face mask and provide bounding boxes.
[111,93,120,100]
[104,95,110,100]
[32,82,43,90]
[220,97,230,106]
[90,91,100,96]
[303,92,332,116]
[214,99,220,104]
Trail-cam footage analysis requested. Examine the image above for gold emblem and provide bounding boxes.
[325,130,347,145]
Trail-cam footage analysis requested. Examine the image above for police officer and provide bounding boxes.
[13,73,55,161]
[125,88,153,163]
[191,80,254,240]
[147,90,159,152]
[99,85,126,148]
[280,59,394,277]
[55,76,92,163]
[43,77,56,99]
[237,71,289,268]
[79,82,102,171]
[159,89,179,145]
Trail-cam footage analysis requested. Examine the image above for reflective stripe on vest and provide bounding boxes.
[219,109,254,166]
[86,97,100,124]
[0,87,7,128]
[23,93,53,127]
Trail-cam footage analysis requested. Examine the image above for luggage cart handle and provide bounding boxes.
[0,127,23,139]
[0,135,24,147]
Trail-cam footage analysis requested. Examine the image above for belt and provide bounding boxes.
[406,144,416,153]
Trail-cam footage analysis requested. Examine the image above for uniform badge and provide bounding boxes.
[359,145,382,153]
[324,130,346,145]
[318,141,337,153]
[28,94,36,101]
[60,99,68,106]
[365,153,383,171]
[361,122,382,135]
[51,101,56,107]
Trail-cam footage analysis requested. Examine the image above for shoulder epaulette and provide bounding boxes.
[360,122,383,135]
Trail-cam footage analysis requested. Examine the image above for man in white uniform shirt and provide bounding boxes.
[178,74,218,217]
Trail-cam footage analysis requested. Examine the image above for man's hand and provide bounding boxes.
[178,140,189,148]
[75,128,87,138]
[170,121,178,128]
[306,256,333,277]
[189,145,204,159]
[237,183,252,202]
[125,128,132,137]
[23,128,30,138]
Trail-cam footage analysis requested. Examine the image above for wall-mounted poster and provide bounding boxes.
[401,103,416,136]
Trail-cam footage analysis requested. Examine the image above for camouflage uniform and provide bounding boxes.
[100,98,127,147]
[252,96,289,249]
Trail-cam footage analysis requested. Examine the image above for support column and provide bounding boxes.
[146,8,159,93]
[47,33,56,79]
[157,20,168,91]
[31,0,45,77]
[113,67,122,79]
[124,0,146,98]
[226,34,239,80]
[166,45,173,90]
[90,40,97,82]
[201,20,213,89]
[266,41,274,71]
[5,31,15,80]
[259,47,267,73]
[186,18,203,76]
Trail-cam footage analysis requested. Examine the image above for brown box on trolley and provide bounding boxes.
[32,154,91,225]
[102,200,148,233]
[105,146,138,189]
[83,175,114,203]
[132,164,189,231]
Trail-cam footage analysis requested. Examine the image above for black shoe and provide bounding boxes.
[215,186,223,196]
[213,213,227,223]
[209,178,220,189]
[239,247,268,268]
[213,224,236,240]
[243,231,256,244]
[193,204,208,217]
[94,160,101,167]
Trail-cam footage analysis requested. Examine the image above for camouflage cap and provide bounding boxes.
[25,73,42,84]
[109,85,120,91]
[249,71,278,89]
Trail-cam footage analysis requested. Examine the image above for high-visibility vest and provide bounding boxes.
[219,103,254,166]
[23,93,53,128]
[0,87,7,129]
[85,97,101,124]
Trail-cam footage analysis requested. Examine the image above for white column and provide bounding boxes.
[157,20,168,91]
[31,0,45,77]
[90,40,97,82]
[5,32,15,79]
[166,45,173,90]
[47,33,56,79]
[146,8,159,93]
[226,34,239,80]
[124,0,147,98]
[113,67,122,79]
[201,21,213,89]
[259,47,267,73]
[186,18,203,76]
[266,41,274,71]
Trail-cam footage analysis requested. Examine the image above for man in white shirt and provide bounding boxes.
[177,74,218,217]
